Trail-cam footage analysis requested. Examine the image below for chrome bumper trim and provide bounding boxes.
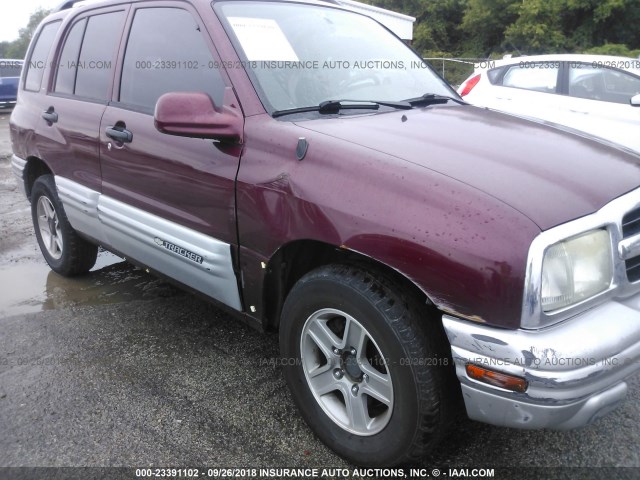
[619,233,640,260]
[442,294,640,429]
[522,186,640,329]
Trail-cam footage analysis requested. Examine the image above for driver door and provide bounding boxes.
[99,2,243,309]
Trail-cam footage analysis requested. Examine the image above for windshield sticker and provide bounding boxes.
[228,17,299,62]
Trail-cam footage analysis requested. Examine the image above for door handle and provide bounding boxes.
[106,125,133,143]
[42,108,58,124]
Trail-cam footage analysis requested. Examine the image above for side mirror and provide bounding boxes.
[154,91,242,142]
[631,94,640,107]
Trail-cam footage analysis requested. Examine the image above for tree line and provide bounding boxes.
[0,9,50,59]
[3,2,639,61]
[365,0,640,59]
[2,1,639,84]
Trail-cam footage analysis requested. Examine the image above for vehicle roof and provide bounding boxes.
[53,0,341,13]
[43,0,357,27]
[487,53,640,73]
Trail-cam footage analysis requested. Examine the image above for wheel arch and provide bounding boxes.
[23,156,53,201]
[262,239,437,332]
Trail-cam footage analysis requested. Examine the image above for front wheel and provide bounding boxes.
[280,264,457,466]
[31,175,98,276]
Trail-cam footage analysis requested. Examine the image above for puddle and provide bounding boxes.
[0,250,182,317]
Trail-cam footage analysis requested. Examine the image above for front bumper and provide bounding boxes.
[442,293,640,429]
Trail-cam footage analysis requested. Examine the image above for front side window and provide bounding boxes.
[217,2,454,113]
[569,64,640,104]
[24,21,61,92]
[119,7,225,111]
[501,63,559,93]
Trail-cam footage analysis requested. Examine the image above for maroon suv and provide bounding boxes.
[10,0,640,466]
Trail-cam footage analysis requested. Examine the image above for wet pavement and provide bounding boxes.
[1,113,640,476]
[0,250,190,318]
[0,251,126,317]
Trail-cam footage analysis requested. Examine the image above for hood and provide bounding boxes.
[296,104,640,230]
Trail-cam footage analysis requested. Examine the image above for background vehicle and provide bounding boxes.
[458,54,640,152]
[0,59,23,109]
[10,0,640,467]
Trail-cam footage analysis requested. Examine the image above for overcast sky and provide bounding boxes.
[1,1,100,42]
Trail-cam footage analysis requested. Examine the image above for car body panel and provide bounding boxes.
[237,110,640,327]
[10,2,640,330]
[99,103,241,243]
[32,94,108,193]
[459,54,640,153]
[8,0,640,437]
[294,104,640,231]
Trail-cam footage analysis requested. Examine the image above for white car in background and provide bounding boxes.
[458,54,640,152]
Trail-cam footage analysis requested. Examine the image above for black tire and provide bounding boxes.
[280,264,458,466]
[31,175,98,276]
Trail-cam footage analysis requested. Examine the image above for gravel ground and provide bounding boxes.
[1,112,639,480]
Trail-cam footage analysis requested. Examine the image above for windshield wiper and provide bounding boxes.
[405,93,466,106]
[272,99,412,118]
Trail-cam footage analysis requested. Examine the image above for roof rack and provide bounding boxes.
[53,0,341,10]
[53,0,84,12]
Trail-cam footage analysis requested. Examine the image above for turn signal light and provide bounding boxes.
[465,364,528,393]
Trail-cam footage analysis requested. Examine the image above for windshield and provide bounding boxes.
[217,2,455,113]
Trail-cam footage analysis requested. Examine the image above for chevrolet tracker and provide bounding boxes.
[10,0,640,466]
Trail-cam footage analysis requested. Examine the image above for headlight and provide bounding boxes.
[541,229,613,312]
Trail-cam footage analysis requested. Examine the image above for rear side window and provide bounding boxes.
[54,18,87,95]
[119,7,225,111]
[24,21,61,91]
[74,11,126,100]
[486,67,503,85]
[568,63,640,104]
[501,62,559,93]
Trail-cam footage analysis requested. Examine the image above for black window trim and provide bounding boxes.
[48,5,130,102]
[557,61,569,95]
[107,99,157,116]
[52,17,88,97]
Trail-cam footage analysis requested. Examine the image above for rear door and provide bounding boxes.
[98,2,243,309]
[484,61,561,122]
[36,6,128,193]
[554,62,640,151]
[12,20,62,171]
